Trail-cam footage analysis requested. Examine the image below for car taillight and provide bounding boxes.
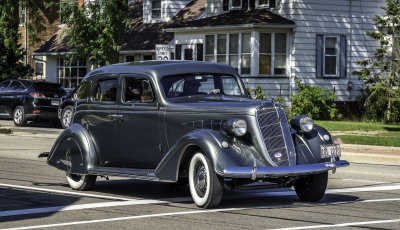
[30,93,46,99]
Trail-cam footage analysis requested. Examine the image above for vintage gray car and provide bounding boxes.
[44,61,349,208]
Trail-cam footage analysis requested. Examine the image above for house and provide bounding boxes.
[33,0,386,102]
[18,0,84,80]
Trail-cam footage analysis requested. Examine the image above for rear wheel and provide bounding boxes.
[61,105,74,129]
[188,152,223,208]
[66,172,96,191]
[13,106,26,126]
[294,172,328,202]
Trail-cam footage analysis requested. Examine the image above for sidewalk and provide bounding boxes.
[341,144,400,165]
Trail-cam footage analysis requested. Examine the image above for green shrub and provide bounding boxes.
[290,79,340,120]
[247,85,266,100]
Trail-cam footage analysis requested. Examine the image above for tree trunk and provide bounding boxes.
[386,99,392,123]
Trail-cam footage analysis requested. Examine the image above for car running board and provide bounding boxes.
[88,167,159,181]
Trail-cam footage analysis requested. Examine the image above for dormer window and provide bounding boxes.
[231,0,241,9]
[152,0,161,19]
[223,0,274,11]
[257,0,276,8]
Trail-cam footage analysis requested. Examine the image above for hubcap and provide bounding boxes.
[63,109,73,127]
[194,162,207,197]
[14,109,22,124]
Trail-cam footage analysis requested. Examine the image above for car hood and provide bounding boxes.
[165,96,267,115]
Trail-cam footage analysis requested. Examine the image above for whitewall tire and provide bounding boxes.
[188,152,223,208]
[66,172,96,191]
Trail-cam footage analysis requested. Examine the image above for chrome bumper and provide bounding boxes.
[222,160,349,179]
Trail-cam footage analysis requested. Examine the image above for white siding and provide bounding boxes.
[262,0,386,101]
[143,0,191,23]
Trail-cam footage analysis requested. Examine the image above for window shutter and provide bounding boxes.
[269,0,276,8]
[249,0,255,9]
[196,44,203,61]
[175,44,182,60]
[223,0,229,11]
[316,34,324,78]
[242,0,248,10]
[339,35,347,78]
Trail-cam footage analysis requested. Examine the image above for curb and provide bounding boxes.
[341,151,400,166]
[0,128,12,134]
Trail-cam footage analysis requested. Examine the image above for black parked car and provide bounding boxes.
[58,90,75,129]
[44,61,348,208]
[0,79,66,126]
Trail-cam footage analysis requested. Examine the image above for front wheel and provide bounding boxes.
[294,172,328,202]
[66,172,96,191]
[61,105,74,129]
[13,106,26,126]
[188,152,223,208]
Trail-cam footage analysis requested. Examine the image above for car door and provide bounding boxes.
[86,76,121,167]
[0,81,11,114]
[3,81,27,115]
[117,75,162,169]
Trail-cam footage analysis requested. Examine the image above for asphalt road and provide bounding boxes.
[1,119,400,229]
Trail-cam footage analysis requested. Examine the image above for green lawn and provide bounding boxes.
[315,120,400,147]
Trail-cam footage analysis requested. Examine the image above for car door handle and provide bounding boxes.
[107,114,123,118]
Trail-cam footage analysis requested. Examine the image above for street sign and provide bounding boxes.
[156,44,170,60]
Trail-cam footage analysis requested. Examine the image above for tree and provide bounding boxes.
[0,0,32,80]
[60,0,131,68]
[353,0,400,122]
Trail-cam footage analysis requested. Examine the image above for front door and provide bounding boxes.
[86,76,121,167]
[117,75,162,169]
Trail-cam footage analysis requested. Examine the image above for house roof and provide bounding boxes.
[166,8,295,30]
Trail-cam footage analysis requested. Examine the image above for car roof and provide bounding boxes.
[83,61,238,81]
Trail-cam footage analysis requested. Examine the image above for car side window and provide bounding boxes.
[0,81,10,92]
[122,78,154,104]
[93,78,118,102]
[7,81,26,92]
[75,81,92,100]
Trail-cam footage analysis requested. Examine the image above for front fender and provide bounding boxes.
[155,130,256,182]
[47,124,98,174]
[294,124,335,165]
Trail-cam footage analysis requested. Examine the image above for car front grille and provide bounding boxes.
[256,103,296,166]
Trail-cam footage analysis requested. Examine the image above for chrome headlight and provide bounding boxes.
[290,115,314,133]
[224,119,247,136]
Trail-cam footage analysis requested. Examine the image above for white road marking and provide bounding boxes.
[341,178,388,184]
[1,198,400,230]
[268,219,400,230]
[0,183,133,201]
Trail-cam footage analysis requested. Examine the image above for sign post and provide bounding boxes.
[155,44,170,60]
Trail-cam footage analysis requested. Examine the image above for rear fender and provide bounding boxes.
[155,129,255,182]
[47,124,98,174]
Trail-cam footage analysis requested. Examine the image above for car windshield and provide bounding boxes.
[161,74,244,98]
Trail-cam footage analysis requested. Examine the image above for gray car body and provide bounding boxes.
[47,61,347,182]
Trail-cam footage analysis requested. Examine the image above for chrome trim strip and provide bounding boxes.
[222,160,349,178]
[274,103,292,165]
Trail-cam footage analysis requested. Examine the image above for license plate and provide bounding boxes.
[320,144,341,158]
[51,100,60,106]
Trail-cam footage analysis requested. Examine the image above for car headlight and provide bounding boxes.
[290,115,314,133]
[224,119,247,136]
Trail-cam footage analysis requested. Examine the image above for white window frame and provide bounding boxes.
[204,33,252,75]
[323,35,340,77]
[151,0,162,20]
[256,0,269,8]
[230,0,242,10]
[57,58,88,89]
[258,32,289,77]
